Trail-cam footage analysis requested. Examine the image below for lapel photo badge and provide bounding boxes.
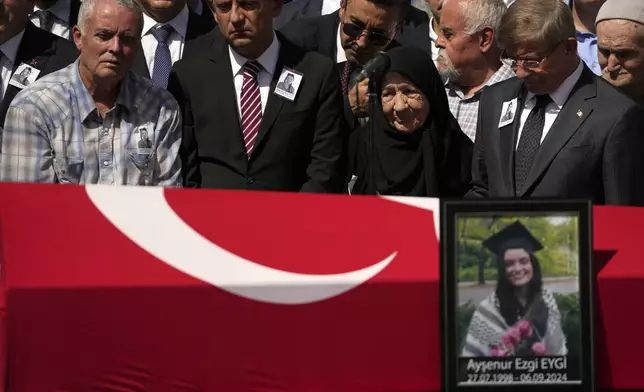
[498,97,518,129]
[134,127,153,156]
[273,68,303,102]
[9,63,41,90]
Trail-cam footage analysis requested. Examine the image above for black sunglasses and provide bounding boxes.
[342,21,392,46]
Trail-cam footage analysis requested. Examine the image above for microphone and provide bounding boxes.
[355,52,391,83]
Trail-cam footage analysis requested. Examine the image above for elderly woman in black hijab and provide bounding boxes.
[347,46,473,196]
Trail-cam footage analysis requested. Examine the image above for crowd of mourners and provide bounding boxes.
[0,0,642,205]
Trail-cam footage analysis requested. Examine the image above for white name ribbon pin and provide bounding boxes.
[273,67,303,101]
[498,97,518,128]
[9,63,41,89]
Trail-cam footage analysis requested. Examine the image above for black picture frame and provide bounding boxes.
[440,199,594,392]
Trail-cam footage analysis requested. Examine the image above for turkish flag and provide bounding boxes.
[0,184,441,391]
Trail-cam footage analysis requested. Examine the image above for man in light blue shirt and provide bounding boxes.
[567,0,605,75]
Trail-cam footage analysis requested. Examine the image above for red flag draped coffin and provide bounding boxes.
[0,184,440,392]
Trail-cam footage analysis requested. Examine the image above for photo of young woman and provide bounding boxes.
[461,221,568,357]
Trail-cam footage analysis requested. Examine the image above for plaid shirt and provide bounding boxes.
[445,64,515,141]
[0,59,182,186]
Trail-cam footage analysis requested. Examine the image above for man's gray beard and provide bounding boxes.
[438,67,460,84]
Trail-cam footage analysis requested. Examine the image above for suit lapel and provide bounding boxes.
[308,0,324,18]
[497,79,525,196]
[252,38,289,154]
[0,24,54,121]
[69,0,81,29]
[132,44,151,79]
[208,38,245,153]
[320,11,340,60]
[519,67,596,196]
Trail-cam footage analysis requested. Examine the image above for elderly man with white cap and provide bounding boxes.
[596,0,644,102]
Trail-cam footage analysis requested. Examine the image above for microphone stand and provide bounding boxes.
[366,73,380,195]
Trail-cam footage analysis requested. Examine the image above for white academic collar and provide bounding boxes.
[142,4,190,39]
[0,29,25,65]
[526,59,584,109]
[335,24,347,63]
[228,32,281,77]
[33,0,70,23]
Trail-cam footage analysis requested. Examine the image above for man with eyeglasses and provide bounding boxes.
[468,0,644,206]
[279,0,413,128]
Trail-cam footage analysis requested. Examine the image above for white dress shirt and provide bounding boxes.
[516,60,584,148]
[335,26,346,64]
[31,0,72,40]
[141,5,190,74]
[228,32,281,120]
[322,0,341,16]
[0,30,25,101]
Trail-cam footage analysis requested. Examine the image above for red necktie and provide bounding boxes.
[240,61,262,157]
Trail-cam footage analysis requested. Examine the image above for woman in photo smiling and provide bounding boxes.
[346,46,472,196]
[461,221,568,357]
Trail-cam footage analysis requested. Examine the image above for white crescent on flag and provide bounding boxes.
[85,186,399,305]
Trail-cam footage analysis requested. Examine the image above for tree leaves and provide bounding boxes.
[457,215,578,282]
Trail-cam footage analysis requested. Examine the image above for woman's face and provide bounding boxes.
[503,248,534,287]
[381,72,430,133]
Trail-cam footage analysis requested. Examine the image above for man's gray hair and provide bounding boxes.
[77,0,143,35]
[459,0,507,35]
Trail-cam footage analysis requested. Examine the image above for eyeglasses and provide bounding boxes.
[342,20,393,46]
[501,41,564,70]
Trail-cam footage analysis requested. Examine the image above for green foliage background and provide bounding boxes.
[457,215,579,282]
[458,293,580,357]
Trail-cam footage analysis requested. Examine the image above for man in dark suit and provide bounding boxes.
[279,0,414,128]
[388,0,442,61]
[31,0,81,40]
[273,0,428,31]
[168,0,346,192]
[0,1,78,126]
[187,0,216,22]
[133,0,215,87]
[469,0,644,206]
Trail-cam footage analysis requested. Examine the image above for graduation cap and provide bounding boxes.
[482,221,543,256]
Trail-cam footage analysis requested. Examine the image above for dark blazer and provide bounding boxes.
[279,9,428,60]
[468,64,644,206]
[69,0,81,28]
[275,0,429,32]
[397,19,433,55]
[0,22,78,125]
[131,10,216,79]
[167,31,347,193]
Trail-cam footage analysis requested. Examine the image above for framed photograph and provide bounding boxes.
[440,200,594,392]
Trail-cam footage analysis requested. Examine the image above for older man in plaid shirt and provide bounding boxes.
[435,0,514,141]
[0,0,182,186]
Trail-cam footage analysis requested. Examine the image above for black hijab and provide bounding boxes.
[350,46,472,197]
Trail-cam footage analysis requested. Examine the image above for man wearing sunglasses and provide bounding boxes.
[468,0,644,206]
[279,0,413,127]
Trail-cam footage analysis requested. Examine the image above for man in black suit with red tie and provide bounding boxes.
[279,0,412,129]
[168,0,346,192]
[468,0,644,206]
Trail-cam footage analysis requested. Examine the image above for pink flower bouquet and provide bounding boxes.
[489,319,546,357]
